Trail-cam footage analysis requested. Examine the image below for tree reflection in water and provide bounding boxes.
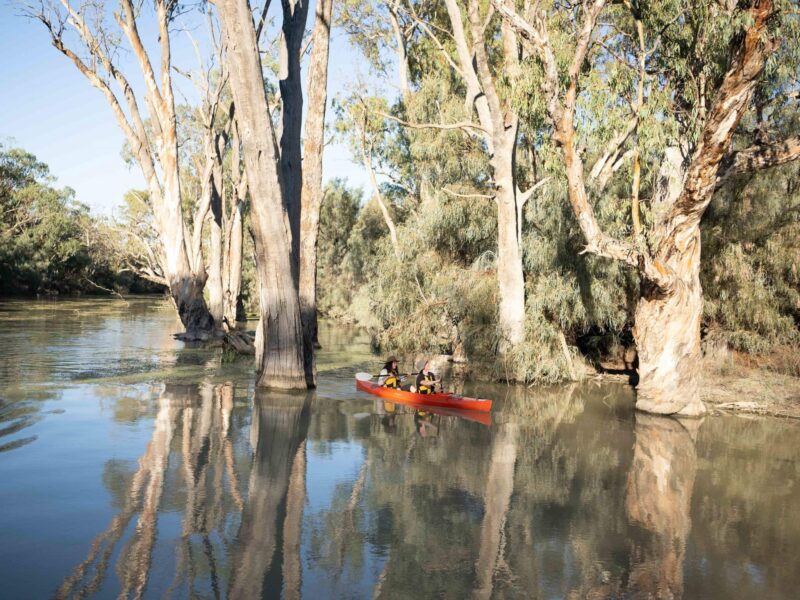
[625,415,699,600]
[48,377,800,599]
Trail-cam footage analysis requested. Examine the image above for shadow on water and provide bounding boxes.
[1,299,800,599]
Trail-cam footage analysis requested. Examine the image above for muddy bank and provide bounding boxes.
[701,366,800,419]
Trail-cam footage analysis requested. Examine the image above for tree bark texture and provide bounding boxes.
[299,0,335,354]
[279,0,311,270]
[216,0,311,389]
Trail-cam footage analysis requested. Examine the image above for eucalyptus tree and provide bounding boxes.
[492,0,800,414]
[300,0,336,347]
[29,0,217,337]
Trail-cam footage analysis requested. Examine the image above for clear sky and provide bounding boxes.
[0,1,379,216]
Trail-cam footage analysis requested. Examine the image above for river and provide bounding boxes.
[0,297,797,599]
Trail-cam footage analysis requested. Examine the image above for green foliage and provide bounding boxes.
[0,143,150,296]
[702,162,800,352]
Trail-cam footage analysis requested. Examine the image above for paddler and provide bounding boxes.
[414,359,441,394]
[378,356,402,388]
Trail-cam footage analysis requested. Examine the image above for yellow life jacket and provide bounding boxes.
[383,375,400,388]
[418,373,436,394]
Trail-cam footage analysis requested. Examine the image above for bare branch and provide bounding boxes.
[376,109,489,135]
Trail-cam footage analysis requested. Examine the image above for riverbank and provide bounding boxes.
[702,368,800,419]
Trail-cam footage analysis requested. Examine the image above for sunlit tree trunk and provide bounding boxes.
[207,174,225,326]
[34,0,214,337]
[492,143,526,350]
[216,0,310,388]
[443,0,530,354]
[492,0,781,413]
[223,119,247,327]
[299,0,335,351]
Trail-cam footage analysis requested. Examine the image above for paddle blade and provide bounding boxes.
[355,372,374,381]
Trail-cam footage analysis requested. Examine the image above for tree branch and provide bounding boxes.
[376,109,489,134]
[716,136,800,186]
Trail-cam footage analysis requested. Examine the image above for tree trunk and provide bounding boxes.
[223,200,244,327]
[493,145,526,351]
[207,183,225,326]
[299,0,334,352]
[634,261,706,417]
[169,273,214,337]
[633,147,706,416]
[279,0,311,270]
[216,0,310,389]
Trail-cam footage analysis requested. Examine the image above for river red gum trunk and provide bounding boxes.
[495,182,526,350]
[299,0,334,352]
[634,243,705,416]
[217,0,309,389]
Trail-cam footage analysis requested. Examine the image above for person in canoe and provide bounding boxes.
[378,356,402,388]
[414,359,441,394]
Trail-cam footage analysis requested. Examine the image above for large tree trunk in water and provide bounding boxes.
[299,0,334,352]
[633,147,706,416]
[169,272,214,337]
[634,237,706,416]
[216,0,311,389]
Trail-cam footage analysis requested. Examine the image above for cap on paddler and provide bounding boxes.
[416,359,428,371]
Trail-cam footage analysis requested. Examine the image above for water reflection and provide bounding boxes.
[625,415,698,600]
[45,377,800,599]
[2,301,800,598]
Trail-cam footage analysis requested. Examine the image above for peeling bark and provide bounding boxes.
[494,0,781,414]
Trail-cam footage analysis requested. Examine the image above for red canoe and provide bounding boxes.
[356,378,493,413]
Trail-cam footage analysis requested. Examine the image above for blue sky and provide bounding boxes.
[0,1,380,216]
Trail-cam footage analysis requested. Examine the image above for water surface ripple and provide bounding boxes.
[0,298,797,599]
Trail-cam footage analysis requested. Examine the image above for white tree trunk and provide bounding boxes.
[495,178,526,350]
[223,200,245,327]
[299,0,335,351]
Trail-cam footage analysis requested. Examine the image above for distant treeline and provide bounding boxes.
[0,143,161,296]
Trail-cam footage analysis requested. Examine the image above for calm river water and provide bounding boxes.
[0,298,798,599]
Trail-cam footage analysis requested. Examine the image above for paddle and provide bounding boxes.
[356,371,415,381]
